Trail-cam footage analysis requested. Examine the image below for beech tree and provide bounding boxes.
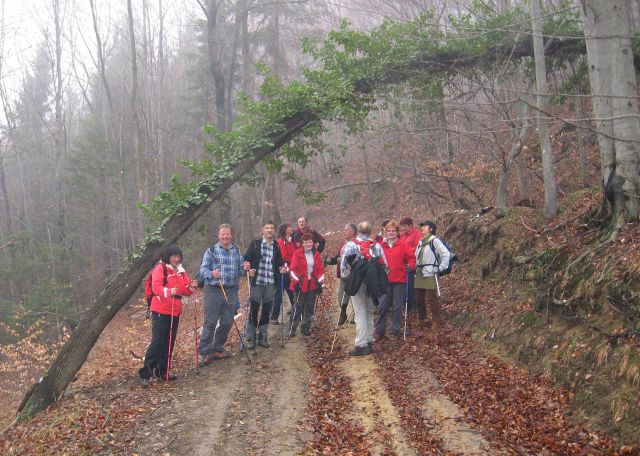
[580,0,640,230]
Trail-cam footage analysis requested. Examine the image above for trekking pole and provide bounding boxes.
[404,270,409,341]
[240,274,251,351]
[288,291,300,339]
[193,293,200,373]
[279,274,285,347]
[435,274,441,297]
[330,306,354,354]
[167,297,175,381]
[219,283,252,365]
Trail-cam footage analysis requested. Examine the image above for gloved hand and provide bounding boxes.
[294,283,301,293]
[325,255,339,266]
[316,283,323,294]
[406,267,415,278]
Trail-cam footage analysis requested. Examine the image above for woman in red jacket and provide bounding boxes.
[288,233,324,336]
[139,245,196,381]
[375,220,416,340]
[273,223,296,324]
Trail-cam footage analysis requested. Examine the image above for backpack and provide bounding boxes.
[144,262,167,318]
[427,238,459,276]
[344,240,387,300]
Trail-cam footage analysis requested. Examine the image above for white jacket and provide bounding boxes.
[415,235,450,277]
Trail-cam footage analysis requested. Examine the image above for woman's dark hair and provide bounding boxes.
[161,245,183,263]
[277,223,291,239]
[419,221,437,235]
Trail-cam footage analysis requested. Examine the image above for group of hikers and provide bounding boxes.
[139,216,451,381]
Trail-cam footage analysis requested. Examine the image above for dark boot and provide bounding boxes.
[258,325,270,348]
[338,311,347,326]
[349,345,371,356]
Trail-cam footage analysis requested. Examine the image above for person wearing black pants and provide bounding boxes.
[140,245,195,381]
[142,312,180,379]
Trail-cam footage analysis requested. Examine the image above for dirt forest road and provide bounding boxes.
[125,273,626,456]
[133,294,489,456]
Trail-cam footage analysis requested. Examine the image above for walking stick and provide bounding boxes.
[404,270,409,341]
[330,306,354,354]
[279,274,285,347]
[167,297,175,381]
[435,274,441,297]
[220,283,252,365]
[240,274,251,351]
[288,290,300,338]
[193,293,200,373]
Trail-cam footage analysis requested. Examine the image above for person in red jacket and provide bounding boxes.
[399,216,422,319]
[375,220,416,340]
[139,245,196,381]
[273,223,296,324]
[288,233,324,337]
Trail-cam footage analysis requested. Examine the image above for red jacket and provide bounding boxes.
[400,227,422,252]
[277,237,296,266]
[150,262,193,316]
[381,239,416,283]
[289,248,324,292]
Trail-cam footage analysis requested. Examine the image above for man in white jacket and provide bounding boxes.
[414,221,450,330]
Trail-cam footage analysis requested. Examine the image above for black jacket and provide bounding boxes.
[244,238,283,286]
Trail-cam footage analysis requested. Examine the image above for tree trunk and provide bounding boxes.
[531,0,558,219]
[127,0,146,218]
[581,0,640,226]
[205,0,227,132]
[16,111,315,422]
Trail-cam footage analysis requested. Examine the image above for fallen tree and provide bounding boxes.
[16,111,316,421]
[16,7,638,422]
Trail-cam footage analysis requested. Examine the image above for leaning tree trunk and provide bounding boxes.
[16,111,315,422]
[581,0,640,228]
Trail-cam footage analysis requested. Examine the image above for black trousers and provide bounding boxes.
[139,312,180,379]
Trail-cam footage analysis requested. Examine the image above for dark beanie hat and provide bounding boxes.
[161,245,183,263]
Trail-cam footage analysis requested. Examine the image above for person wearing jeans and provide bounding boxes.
[198,224,251,365]
[375,219,416,340]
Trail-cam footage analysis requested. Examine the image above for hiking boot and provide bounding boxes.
[199,354,209,367]
[157,373,177,381]
[301,328,310,336]
[211,351,232,360]
[349,345,371,356]
[338,312,347,326]
[258,338,270,348]
[374,333,386,343]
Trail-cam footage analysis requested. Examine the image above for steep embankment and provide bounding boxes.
[437,189,640,445]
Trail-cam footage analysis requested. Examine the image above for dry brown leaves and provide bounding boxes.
[302,280,372,456]
[412,328,638,455]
